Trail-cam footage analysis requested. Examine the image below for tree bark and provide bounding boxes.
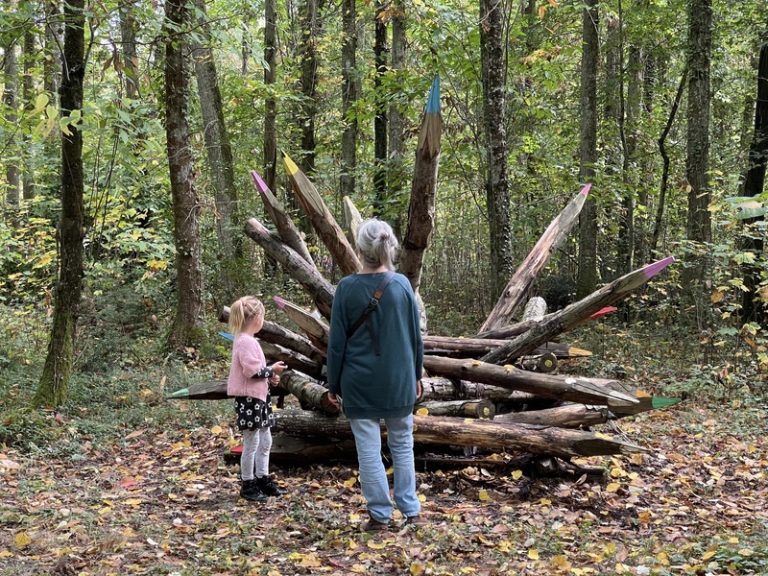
[164,0,204,350]
[683,0,713,292]
[740,35,768,323]
[118,0,140,99]
[576,0,599,299]
[34,0,86,408]
[22,18,36,199]
[372,0,388,215]
[388,0,407,234]
[191,0,243,299]
[416,399,495,420]
[3,22,19,207]
[298,0,323,177]
[480,0,513,300]
[340,0,357,200]
[263,0,278,193]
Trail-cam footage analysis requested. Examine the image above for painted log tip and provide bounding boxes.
[590,306,617,319]
[273,295,286,309]
[218,331,234,342]
[282,152,299,176]
[642,255,675,280]
[425,75,441,114]
[580,183,592,196]
[250,170,267,192]
[166,387,189,399]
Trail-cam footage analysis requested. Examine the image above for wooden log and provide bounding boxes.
[244,217,335,318]
[415,399,495,419]
[260,342,323,380]
[342,195,363,247]
[218,309,324,362]
[272,407,644,458]
[166,379,228,400]
[422,355,639,407]
[423,335,590,360]
[280,370,340,415]
[522,296,547,321]
[479,185,590,333]
[250,169,314,265]
[494,404,614,428]
[399,76,441,296]
[273,296,329,351]
[282,152,361,275]
[517,351,558,373]
[475,305,617,340]
[480,256,675,365]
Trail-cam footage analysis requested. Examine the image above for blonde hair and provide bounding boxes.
[357,218,399,270]
[228,296,265,335]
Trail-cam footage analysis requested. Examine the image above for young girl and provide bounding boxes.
[227,296,287,502]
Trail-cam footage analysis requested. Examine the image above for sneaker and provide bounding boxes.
[256,475,285,497]
[362,516,391,532]
[240,479,268,502]
[403,515,427,527]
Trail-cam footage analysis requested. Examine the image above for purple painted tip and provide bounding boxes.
[273,295,286,309]
[251,170,268,193]
[643,256,675,279]
[580,183,592,196]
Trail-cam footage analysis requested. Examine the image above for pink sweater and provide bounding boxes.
[227,333,269,400]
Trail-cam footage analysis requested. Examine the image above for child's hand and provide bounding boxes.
[271,361,288,375]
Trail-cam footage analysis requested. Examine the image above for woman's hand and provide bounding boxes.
[416,379,423,401]
[327,392,341,409]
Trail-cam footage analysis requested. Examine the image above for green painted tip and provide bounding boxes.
[167,388,190,399]
[651,396,682,409]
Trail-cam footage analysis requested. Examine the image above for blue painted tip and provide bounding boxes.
[218,331,234,342]
[425,76,441,114]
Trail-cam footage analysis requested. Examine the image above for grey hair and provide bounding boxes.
[356,218,399,270]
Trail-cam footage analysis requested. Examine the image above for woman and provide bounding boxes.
[326,218,425,531]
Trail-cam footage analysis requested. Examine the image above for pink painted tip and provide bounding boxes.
[273,295,286,309]
[590,306,617,319]
[580,183,592,196]
[250,170,267,192]
[642,256,675,280]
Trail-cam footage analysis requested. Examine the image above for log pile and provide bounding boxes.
[170,80,680,469]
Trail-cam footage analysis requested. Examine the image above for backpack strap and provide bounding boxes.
[346,272,395,355]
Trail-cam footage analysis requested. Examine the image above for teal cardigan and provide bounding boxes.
[326,272,424,419]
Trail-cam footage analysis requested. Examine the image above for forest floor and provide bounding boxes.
[2,399,767,575]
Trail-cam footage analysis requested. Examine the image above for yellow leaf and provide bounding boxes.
[415,407,429,416]
[0,550,13,558]
[728,537,739,544]
[604,542,617,556]
[512,470,523,480]
[299,553,321,567]
[552,555,571,570]
[409,561,425,575]
[738,548,754,557]
[635,389,651,398]
[637,511,651,524]
[656,551,670,565]
[15,532,31,549]
[478,489,492,502]
[606,482,620,493]
[367,540,386,550]
[210,425,223,435]
[711,289,725,303]
[528,548,540,560]
[124,498,143,506]
[351,565,367,574]
[610,467,624,478]
[343,476,357,488]
[701,549,716,561]
[539,498,551,506]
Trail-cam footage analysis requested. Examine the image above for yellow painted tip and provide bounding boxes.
[282,152,299,175]
[567,347,593,357]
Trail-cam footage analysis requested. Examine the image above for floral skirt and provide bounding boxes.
[233,395,275,431]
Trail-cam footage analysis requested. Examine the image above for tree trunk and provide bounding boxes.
[264,0,278,194]
[192,0,243,300]
[388,0,407,233]
[340,0,357,200]
[118,0,140,100]
[3,22,19,207]
[576,0,599,299]
[683,0,713,295]
[34,0,86,408]
[22,20,36,200]
[372,0,388,215]
[298,0,323,177]
[480,0,513,300]
[164,0,204,350]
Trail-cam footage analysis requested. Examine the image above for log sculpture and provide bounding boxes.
[170,80,681,466]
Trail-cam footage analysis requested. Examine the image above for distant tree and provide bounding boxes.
[683,0,713,295]
[340,0,357,201]
[372,0,388,215]
[740,32,768,323]
[33,0,86,408]
[264,0,278,193]
[577,0,599,299]
[480,0,513,300]
[118,0,140,100]
[22,9,36,200]
[3,20,20,207]
[164,0,204,349]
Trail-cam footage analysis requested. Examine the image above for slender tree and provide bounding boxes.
[264,0,278,194]
[118,0,140,100]
[340,0,357,201]
[191,0,243,300]
[33,0,86,408]
[298,0,323,176]
[388,0,407,234]
[576,0,600,298]
[3,16,20,207]
[164,0,204,349]
[683,0,713,297]
[740,32,768,322]
[480,0,513,300]
[22,6,36,199]
[372,0,388,215]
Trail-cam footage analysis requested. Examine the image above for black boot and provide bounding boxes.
[256,475,285,497]
[240,479,268,502]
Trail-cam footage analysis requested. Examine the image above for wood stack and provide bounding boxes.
[170,80,680,469]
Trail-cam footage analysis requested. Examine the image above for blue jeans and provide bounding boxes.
[349,415,421,522]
